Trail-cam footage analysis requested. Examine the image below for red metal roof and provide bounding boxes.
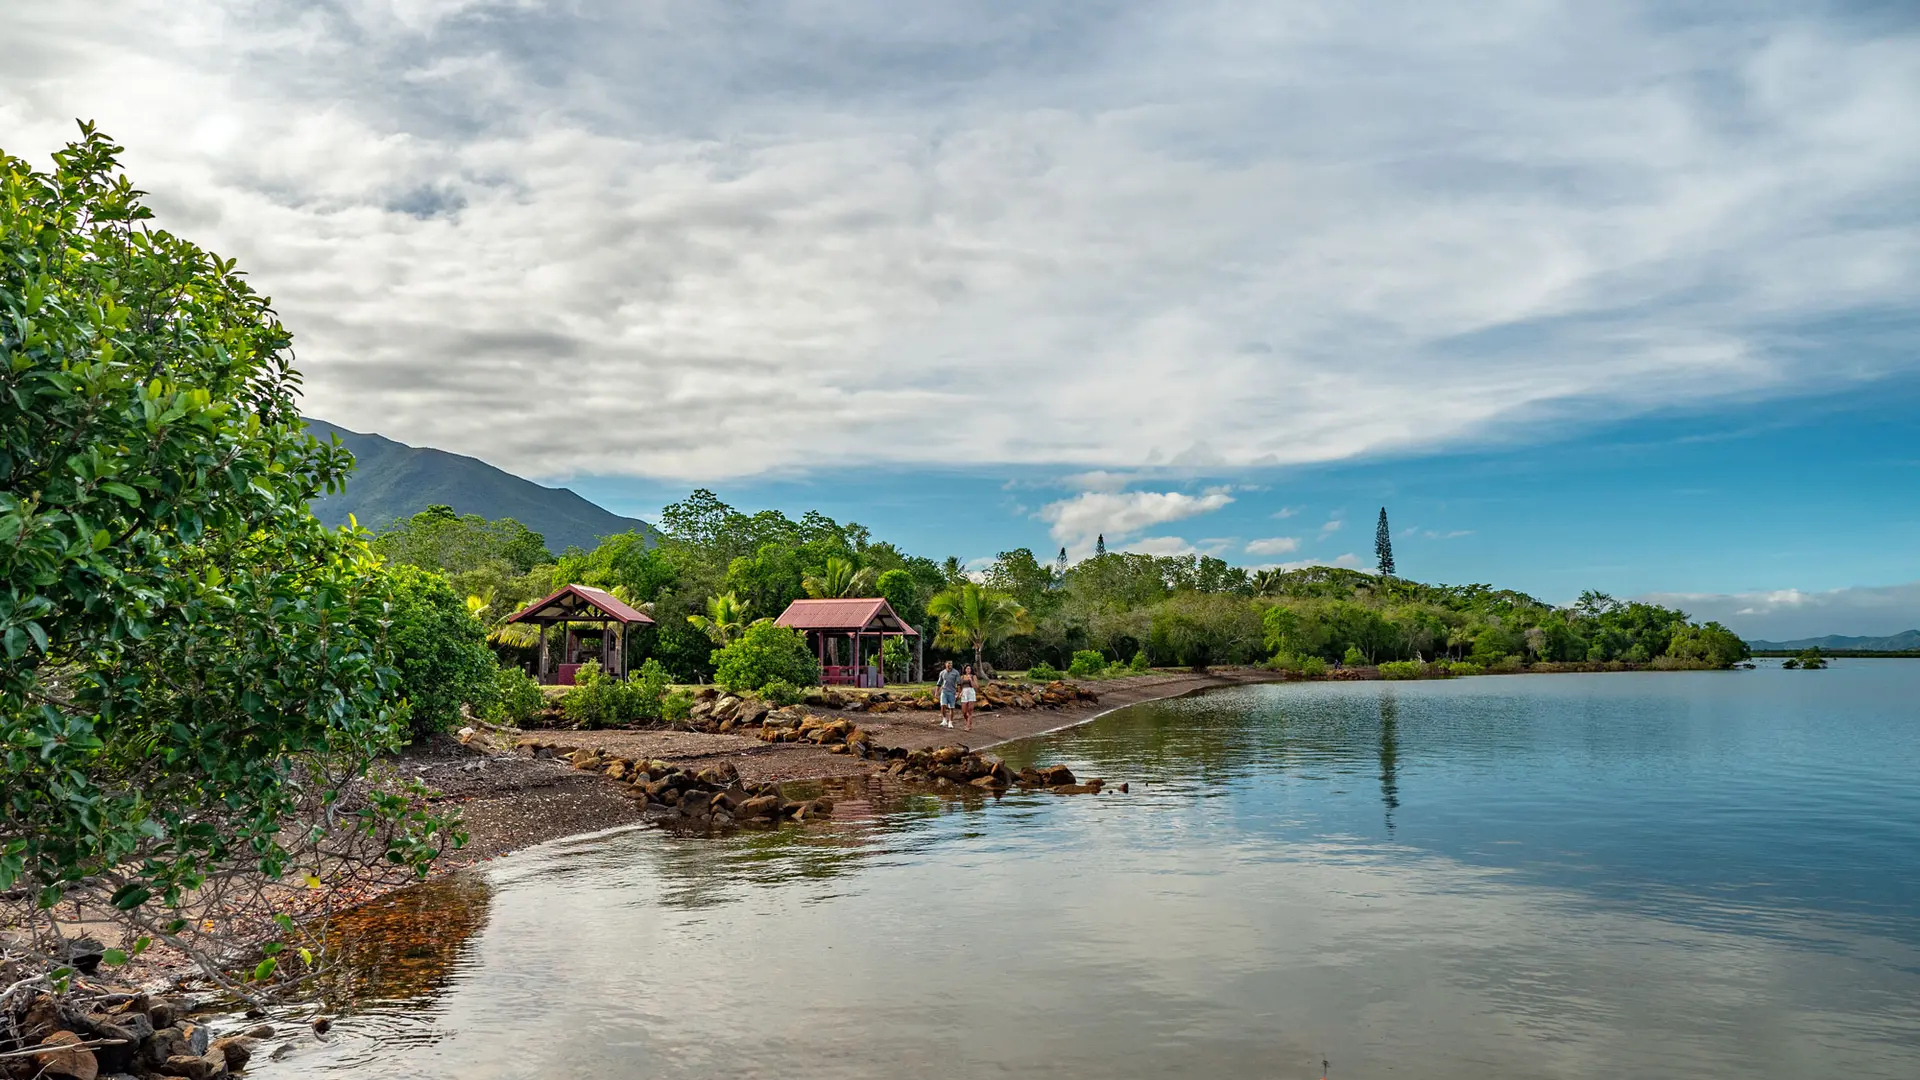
[774,597,918,635]
[504,584,655,625]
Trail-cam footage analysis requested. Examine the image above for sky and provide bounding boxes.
[3,1,1917,639]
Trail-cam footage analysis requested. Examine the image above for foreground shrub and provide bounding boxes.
[0,128,458,995]
[713,621,820,693]
[1444,660,1486,676]
[1026,660,1064,682]
[1342,646,1367,667]
[1378,660,1429,680]
[1067,650,1108,678]
[1130,651,1150,672]
[491,665,546,725]
[1488,655,1525,674]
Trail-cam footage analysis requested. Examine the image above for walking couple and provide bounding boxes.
[935,660,977,731]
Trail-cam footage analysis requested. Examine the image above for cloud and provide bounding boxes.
[1039,489,1234,558]
[1638,581,1920,640]
[1424,529,1474,539]
[1263,553,1367,572]
[4,3,1918,482]
[1245,536,1302,556]
[1270,507,1300,519]
[1318,518,1345,539]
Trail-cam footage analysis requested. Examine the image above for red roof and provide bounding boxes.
[504,584,655,625]
[774,598,918,635]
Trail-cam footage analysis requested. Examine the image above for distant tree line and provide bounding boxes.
[376,491,1751,682]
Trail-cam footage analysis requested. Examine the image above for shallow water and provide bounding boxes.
[260,662,1920,1078]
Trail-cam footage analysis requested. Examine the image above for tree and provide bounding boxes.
[1095,533,1107,557]
[383,565,500,739]
[0,127,457,993]
[687,591,753,646]
[1055,546,1069,583]
[927,582,1034,673]
[1375,507,1395,578]
[803,555,877,598]
[875,568,924,630]
[373,505,552,575]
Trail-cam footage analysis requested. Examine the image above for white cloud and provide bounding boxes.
[1638,581,1920,640]
[1264,553,1367,572]
[1318,518,1345,539]
[1424,529,1474,539]
[3,3,1918,482]
[1245,536,1302,556]
[1039,488,1234,557]
[1270,507,1300,519]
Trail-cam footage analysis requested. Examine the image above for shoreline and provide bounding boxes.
[431,668,1289,872]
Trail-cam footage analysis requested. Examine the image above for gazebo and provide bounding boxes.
[503,584,655,685]
[774,598,920,687]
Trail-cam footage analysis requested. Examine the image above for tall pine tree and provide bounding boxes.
[1095,534,1107,557]
[1375,507,1396,578]
[1055,546,1069,582]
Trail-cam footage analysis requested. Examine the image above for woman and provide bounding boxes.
[959,664,978,731]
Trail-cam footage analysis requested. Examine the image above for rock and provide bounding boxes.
[737,699,772,724]
[208,1036,253,1071]
[34,1031,98,1080]
[680,790,712,813]
[569,748,602,769]
[161,1054,217,1080]
[736,795,779,819]
[1038,764,1077,786]
[1117,782,1129,793]
[311,1016,333,1036]
[603,761,630,781]
[968,774,1002,788]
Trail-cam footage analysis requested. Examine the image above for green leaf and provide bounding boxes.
[110,882,151,910]
[273,913,295,932]
[252,957,278,981]
[102,948,129,966]
[100,481,140,503]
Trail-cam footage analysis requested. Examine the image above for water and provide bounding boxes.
[261,663,1920,1078]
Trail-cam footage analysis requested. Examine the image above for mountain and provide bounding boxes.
[1745,630,1920,651]
[303,418,656,554]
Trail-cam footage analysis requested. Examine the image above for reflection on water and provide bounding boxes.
[256,663,1920,1080]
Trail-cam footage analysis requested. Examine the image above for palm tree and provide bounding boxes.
[803,556,877,599]
[687,591,752,646]
[927,582,1034,674]
[1250,568,1282,596]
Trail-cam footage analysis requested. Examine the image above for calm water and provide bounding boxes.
[262,663,1920,1079]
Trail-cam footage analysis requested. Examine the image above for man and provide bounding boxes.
[935,661,961,728]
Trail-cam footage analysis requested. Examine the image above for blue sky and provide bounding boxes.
[568,373,1920,639]
[4,1,1916,639]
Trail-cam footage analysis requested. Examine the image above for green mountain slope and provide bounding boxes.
[304,418,655,554]
[1745,629,1920,651]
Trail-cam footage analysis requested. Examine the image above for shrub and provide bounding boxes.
[1130,650,1150,673]
[560,660,669,728]
[882,636,912,682]
[1378,660,1426,680]
[1342,645,1367,667]
[490,665,546,725]
[1488,655,1525,674]
[759,678,806,706]
[1026,660,1064,681]
[1068,649,1109,678]
[384,564,500,739]
[664,689,695,721]
[1298,656,1328,677]
[713,621,820,693]
[1445,660,1486,676]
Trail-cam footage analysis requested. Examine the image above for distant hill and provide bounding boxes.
[304,418,656,554]
[1746,630,1920,652]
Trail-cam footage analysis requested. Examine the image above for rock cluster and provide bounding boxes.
[513,739,835,826]
[2,991,269,1080]
[756,710,876,755]
[875,745,1106,794]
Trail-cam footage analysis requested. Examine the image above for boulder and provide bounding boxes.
[160,1054,218,1080]
[737,795,779,819]
[33,1031,98,1080]
[209,1038,254,1071]
[1038,764,1077,786]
